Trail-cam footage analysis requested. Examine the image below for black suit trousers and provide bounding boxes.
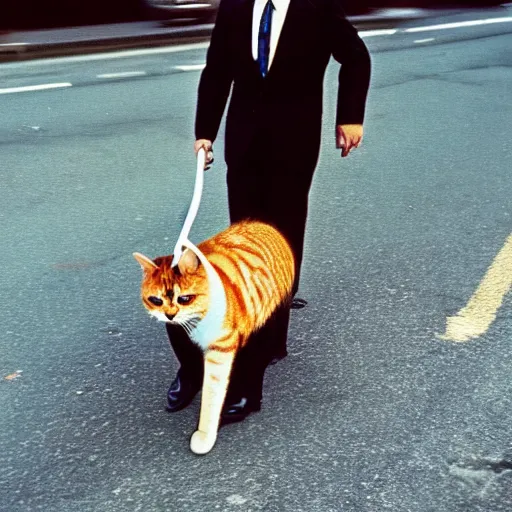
[227,135,317,294]
[225,136,317,403]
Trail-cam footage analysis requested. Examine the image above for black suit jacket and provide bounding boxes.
[195,0,371,170]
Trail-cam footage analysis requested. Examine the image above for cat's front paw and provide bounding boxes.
[190,430,217,455]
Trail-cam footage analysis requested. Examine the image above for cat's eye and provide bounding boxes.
[177,295,195,306]
[148,296,163,306]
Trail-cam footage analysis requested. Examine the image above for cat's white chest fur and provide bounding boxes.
[189,301,227,349]
[187,247,227,350]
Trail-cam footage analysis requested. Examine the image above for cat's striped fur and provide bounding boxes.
[134,220,294,454]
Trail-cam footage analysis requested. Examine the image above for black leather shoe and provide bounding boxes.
[220,397,261,426]
[166,373,201,412]
[291,297,308,309]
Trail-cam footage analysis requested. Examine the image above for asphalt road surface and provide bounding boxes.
[1,8,511,512]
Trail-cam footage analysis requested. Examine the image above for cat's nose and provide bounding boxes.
[165,313,176,321]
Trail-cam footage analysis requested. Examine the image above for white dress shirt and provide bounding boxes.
[251,0,291,70]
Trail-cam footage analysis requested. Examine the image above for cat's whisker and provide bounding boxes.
[182,322,193,337]
[177,318,191,334]
[180,317,201,337]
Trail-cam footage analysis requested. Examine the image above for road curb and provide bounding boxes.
[0,23,214,62]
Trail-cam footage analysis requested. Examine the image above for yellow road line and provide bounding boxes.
[438,233,512,343]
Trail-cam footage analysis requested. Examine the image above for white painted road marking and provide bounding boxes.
[359,29,398,38]
[0,82,72,94]
[174,64,207,71]
[97,71,147,79]
[0,42,210,69]
[439,234,512,343]
[405,16,512,33]
[414,38,435,44]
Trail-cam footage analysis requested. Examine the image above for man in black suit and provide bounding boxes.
[166,0,371,422]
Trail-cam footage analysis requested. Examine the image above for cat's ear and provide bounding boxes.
[178,248,200,274]
[133,252,159,272]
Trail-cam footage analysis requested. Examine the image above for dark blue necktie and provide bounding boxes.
[258,0,274,78]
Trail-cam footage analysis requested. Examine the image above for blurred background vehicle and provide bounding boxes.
[144,0,220,23]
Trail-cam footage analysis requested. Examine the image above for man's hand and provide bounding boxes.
[336,124,364,157]
[194,139,214,170]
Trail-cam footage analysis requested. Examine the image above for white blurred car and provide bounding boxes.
[144,0,220,22]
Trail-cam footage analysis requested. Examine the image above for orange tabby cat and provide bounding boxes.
[134,220,294,454]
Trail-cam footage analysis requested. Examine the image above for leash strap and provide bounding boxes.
[172,148,206,267]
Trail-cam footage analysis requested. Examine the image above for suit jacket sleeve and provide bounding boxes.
[329,0,371,126]
[195,0,234,142]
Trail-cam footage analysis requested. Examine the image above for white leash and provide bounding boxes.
[170,148,228,341]
[172,148,206,267]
